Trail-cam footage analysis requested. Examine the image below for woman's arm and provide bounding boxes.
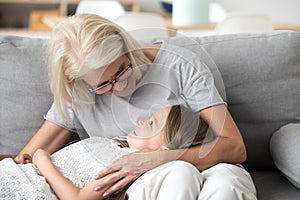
[15,120,73,164]
[180,104,246,170]
[33,149,110,200]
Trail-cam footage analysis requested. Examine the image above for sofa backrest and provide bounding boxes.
[0,35,52,154]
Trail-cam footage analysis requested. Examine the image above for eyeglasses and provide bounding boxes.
[88,60,133,95]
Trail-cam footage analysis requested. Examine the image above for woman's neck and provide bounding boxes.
[142,44,161,62]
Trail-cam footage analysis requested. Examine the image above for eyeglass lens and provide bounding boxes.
[94,64,133,94]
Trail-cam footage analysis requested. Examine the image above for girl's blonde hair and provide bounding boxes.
[163,105,212,149]
[47,14,150,123]
[115,105,212,150]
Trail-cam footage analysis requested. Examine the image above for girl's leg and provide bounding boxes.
[198,163,257,200]
[127,160,203,200]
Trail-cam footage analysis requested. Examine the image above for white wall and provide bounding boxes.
[213,0,300,24]
[136,0,164,13]
[137,0,300,24]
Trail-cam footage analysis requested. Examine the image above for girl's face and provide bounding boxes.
[127,107,171,150]
[83,55,137,97]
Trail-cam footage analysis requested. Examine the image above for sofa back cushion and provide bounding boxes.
[198,32,300,171]
[0,35,52,154]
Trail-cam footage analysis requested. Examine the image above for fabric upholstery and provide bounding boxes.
[0,35,52,154]
[196,31,300,171]
[252,171,300,200]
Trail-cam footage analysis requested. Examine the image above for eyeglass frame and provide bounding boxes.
[87,59,133,95]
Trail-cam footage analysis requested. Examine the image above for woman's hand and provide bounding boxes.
[14,149,51,165]
[14,153,32,164]
[93,149,177,198]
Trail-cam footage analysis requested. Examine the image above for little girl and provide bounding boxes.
[0,105,210,200]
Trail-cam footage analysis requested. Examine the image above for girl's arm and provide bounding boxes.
[15,120,73,164]
[33,149,110,200]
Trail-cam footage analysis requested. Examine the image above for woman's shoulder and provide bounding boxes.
[152,39,204,66]
[153,37,203,48]
[152,37,221,79]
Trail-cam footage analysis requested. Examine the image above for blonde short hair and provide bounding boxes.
[47,14,150,123]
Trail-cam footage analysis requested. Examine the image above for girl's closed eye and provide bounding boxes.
[149,119,154,127]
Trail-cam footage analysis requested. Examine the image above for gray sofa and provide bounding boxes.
[1,31,300,199]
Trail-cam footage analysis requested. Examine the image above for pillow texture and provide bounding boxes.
[270,123,300,189]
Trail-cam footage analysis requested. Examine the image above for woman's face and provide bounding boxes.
[127,107,171,150]
[83,55,137,97]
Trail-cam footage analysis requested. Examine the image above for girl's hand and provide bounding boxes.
[14,153,32,164]
[32,149,50,166]
[93,150,174,198]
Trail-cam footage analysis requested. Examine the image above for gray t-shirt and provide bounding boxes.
[45,37,226,139]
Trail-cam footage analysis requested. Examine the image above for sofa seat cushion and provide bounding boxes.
[252,171,300,200]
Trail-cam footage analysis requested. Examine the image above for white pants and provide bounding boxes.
[127,161,257,200]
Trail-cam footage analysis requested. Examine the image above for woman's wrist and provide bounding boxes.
[150,149,184,168]
[163,149,185,163]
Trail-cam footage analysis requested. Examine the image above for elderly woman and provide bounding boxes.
[14,14,256,199]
